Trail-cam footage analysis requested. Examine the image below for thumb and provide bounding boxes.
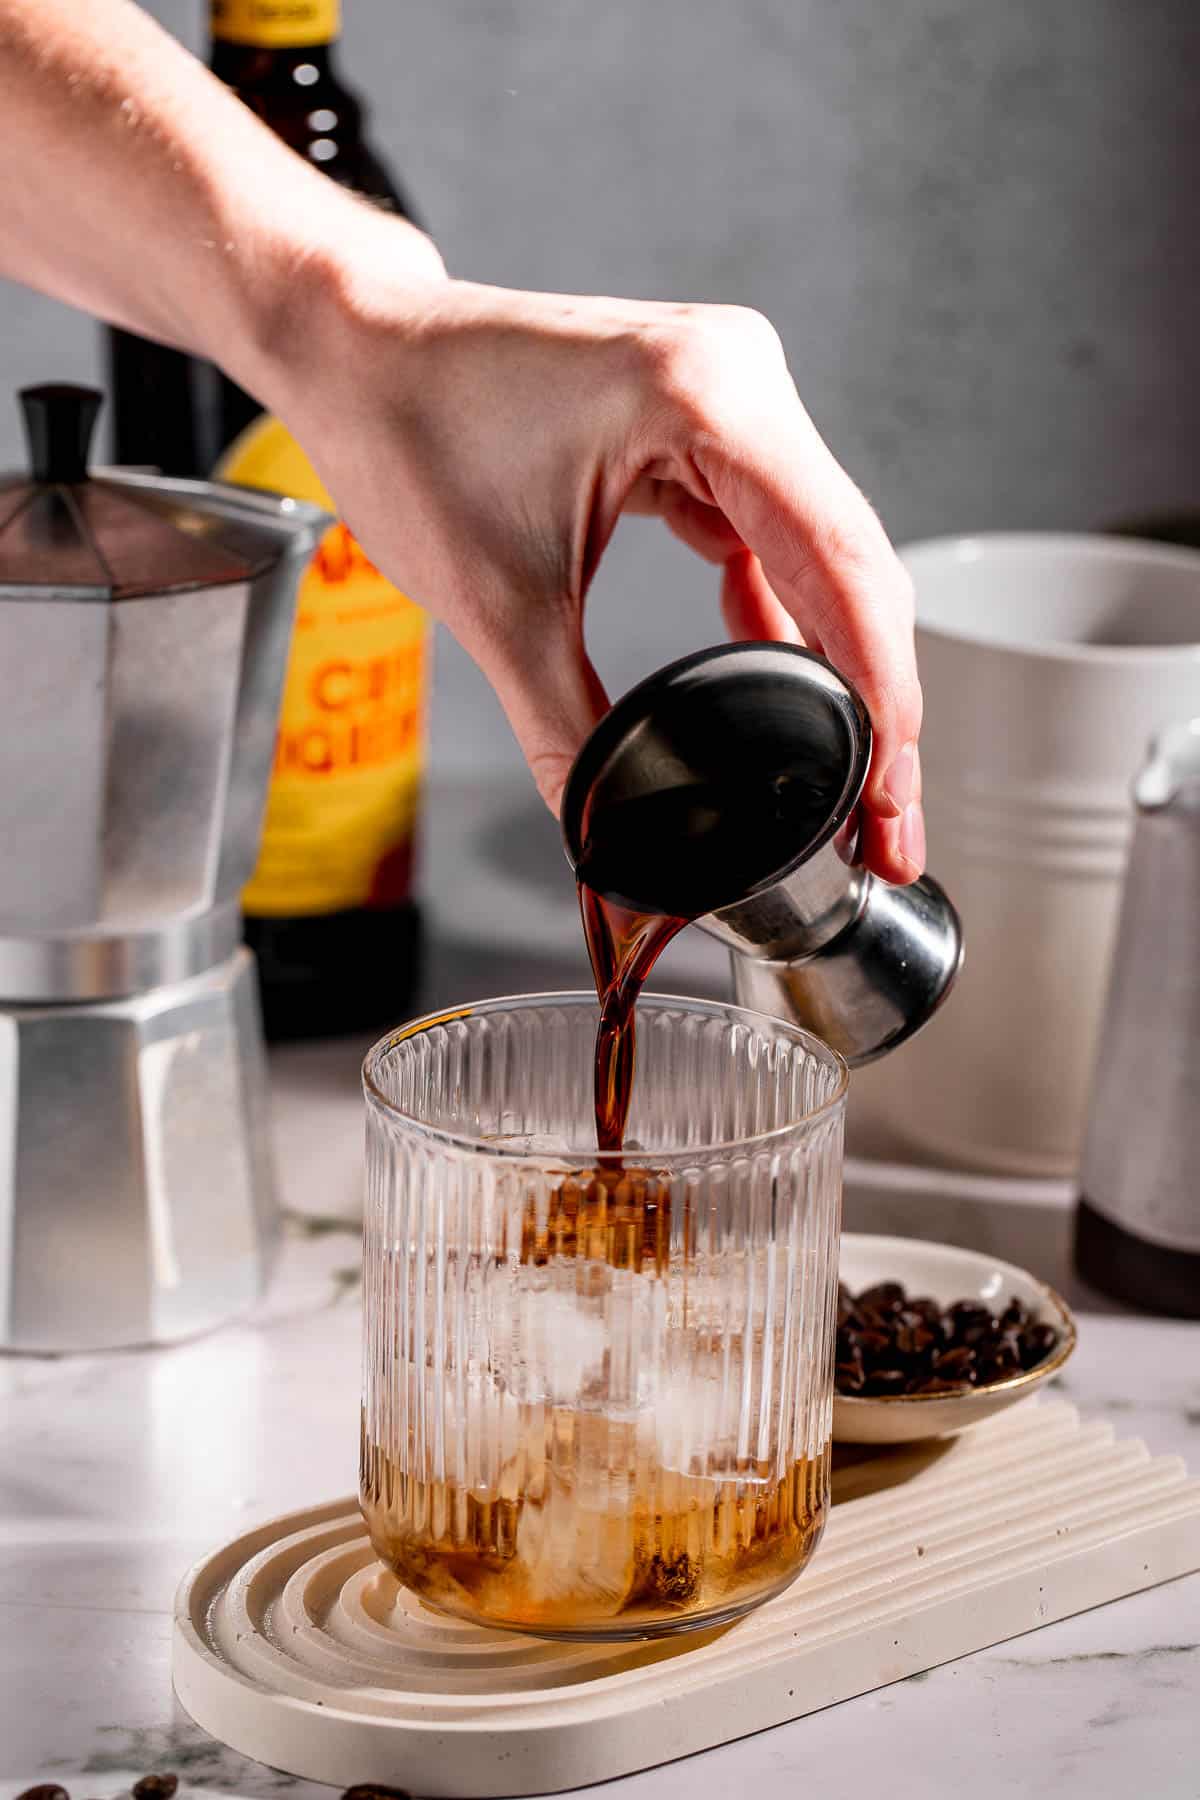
[474,625,610,816]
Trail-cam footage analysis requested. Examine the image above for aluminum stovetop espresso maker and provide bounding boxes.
[0,384,326,1351]
[562,642,963,1063]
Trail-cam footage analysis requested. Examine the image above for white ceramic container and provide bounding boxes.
[873,533,1200,1177]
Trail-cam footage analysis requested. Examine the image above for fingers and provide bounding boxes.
[473,623,610,818]
[626,476,745,565]
[720,549,804,645]
[692,417,924,877]
[721,545,920,882]
[858,742,924,885]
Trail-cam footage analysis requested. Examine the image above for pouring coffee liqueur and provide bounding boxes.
[560,641,960,1153]
[576,767,844,1151]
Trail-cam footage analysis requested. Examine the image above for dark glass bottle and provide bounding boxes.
[107,0,427,1043]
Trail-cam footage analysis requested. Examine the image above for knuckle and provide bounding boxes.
[525,745,574,813]
[716,304,786,359]
[639,304,785,414]
[814,519,878,586]
[892,561,916,622]
[860,660,923,744]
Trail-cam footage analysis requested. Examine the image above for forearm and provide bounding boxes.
[0,0,444,399]
[0,0,923,879]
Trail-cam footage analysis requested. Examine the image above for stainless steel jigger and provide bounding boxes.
[562,642,963,1063]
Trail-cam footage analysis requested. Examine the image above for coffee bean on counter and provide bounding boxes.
[15,1787,71,1800]
[133,1778,179,1800]
[835,1281,1061,1399]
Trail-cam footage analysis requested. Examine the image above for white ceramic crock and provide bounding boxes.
[871,533,1200,1177]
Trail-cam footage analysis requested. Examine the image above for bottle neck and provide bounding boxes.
[209,0,341,52]
[209,37,336,86]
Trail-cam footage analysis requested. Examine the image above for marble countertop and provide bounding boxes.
[2,781,1199,1800]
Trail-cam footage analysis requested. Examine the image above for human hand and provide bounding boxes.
[260,255,924,882]
[0,0,919,879]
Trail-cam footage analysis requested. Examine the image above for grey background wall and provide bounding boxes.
[2,1,1197,780]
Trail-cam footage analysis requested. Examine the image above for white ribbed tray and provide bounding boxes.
[174,1400,1200,1796]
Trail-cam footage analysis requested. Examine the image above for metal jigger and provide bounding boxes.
[0,384,327,1350]
[561,642,963,1064]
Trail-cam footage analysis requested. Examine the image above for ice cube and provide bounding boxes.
[486,1281,605,1406]
[422,1363,522,1493]
[514,1467,638,1623]
[652,1363,731,1477]
[489,1262,667,1411]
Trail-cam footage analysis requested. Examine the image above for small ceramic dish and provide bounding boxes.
[834,1232,1077,1445]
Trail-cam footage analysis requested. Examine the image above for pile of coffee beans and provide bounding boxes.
[836,1280,1061,1399]
[17,1783,178,1800]
[18,1780,409,1800]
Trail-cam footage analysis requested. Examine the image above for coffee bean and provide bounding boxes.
[977,1349,1020,1384]
[862,1367,909,1395]
[1020,1323,1060,1368]
[856,1281,907,1314]
[836,1359,866,1393]
[835,1280,1060,1401]
[933,1345,978,1382]
[133,1779,179,1800]
[894,1321,936,1359]
[16,1787,70,1800]
[948,1301,993,1331]
[908,1296,942,1327]
[341,1786,413,1800]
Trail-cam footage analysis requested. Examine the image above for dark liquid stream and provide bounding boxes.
[579,886,686,1154]
[576,770,843,1152]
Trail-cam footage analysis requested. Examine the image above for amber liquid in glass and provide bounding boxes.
[362,1429,828,1636]
[361,1161,830,1636]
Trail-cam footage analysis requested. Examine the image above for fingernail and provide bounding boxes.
[882,742,917,816]
[900,801,926,872]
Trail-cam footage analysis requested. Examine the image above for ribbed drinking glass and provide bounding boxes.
[361,991,846,1640]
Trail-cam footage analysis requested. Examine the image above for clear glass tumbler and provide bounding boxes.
[361,992,846,1640]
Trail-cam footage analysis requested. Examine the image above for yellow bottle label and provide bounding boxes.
[217,415,429,918]
[210,0,341,49]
